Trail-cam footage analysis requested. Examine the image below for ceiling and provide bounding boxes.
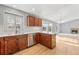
[4,4,79,23]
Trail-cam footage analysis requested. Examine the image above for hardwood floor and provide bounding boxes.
[14,35,79,55]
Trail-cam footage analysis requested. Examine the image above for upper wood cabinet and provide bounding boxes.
[0,37,5,55]
[27,16,35,26]
[38,18,42,26]
[27,16,42,26]
[34,17,39,26]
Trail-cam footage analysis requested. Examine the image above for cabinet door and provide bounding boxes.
[38,18,42,26]
[39,33,45,45]
[35,17,39,26]
[52,35,56,48]
[45,35,52,48]
[5,36,17,55]
[34,33,40,44]
[0,37,5,55]
[17,35,28,50]
[27,16,35,26]
[39,33,52,49]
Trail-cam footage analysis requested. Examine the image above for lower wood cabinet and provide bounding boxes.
[17,35,28,51]
[0,35,28,55]
[52,35,56,48]
[34,33,40,44]
[0,37,5,55]
[5,36,18,55]
[0,33,56,55]
[38,33,56,49]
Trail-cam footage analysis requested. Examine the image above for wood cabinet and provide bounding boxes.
[39,33,48,46]
[4,35,28,55]
[27,16,42,26]
[5,36,18,55]
[34,17,39,26]
[0,33,55,55]
[38,18,42,26]
[0,34,28,55]
[27,16,35,26]
[52,35,56,48]
[34,33,56,49]
[39,33,56,49]
[17,35,28,51]
[34,33,40,44]
[0,37,5,55]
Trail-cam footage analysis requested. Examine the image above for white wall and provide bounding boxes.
[0,5,58,35]
[60,19,79,34]
[42,20,58,33]
[0,5,42,34]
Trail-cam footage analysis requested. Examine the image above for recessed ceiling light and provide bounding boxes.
[12,5,16,7]
[32,8,35,11]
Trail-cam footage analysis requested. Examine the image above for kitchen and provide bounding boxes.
[1,4,79,55]
[0,4,56,55]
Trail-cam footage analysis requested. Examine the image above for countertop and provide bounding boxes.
[0,31,56,37]
[58,33,79,38]
[41,31,56,34]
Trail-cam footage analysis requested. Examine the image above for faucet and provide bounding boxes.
[15,24,20,34]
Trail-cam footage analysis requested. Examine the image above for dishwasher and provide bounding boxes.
[28,34,36,47]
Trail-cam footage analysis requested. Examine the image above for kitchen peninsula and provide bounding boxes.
[0,32,56,55]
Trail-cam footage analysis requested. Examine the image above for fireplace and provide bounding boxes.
[71,28,79,34]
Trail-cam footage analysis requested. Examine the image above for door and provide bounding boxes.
[17,35,28,50]
[39,33,52,49]
[39,33,45,45]
[34,33,40,43]
[27,16,35,26]
[45,34,51,48]
[5,36,17,54]
[38,18,42,26]
[35,17,39,26]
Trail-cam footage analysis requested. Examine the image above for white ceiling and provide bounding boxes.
[4,4,79,23]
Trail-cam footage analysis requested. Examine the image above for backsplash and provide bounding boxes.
[22,27,42,33]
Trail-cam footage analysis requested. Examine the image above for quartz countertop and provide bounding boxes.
[41,31,56,34]
[0,31,56,37]
[58,33,79,37]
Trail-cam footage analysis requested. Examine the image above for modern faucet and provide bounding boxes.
[15,24,20,34]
